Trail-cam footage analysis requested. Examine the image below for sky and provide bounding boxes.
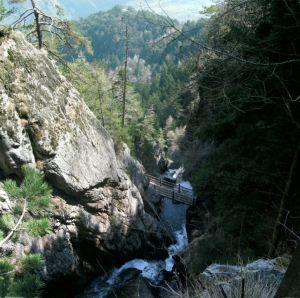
[4,0,213,22]
[126,0,213,21]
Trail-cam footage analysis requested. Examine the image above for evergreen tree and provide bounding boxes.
[0,165,52,297]
[0,254,45,297]
[0,165,52,246]
[7,0,92,62]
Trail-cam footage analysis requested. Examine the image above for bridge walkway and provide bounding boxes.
[147,175,198,206]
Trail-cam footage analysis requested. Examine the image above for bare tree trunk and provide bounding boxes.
[268,140,300,258]
[97,87,105,127]
[121,19,128,128]
[30,0,43,49]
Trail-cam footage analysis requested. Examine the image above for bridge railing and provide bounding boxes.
[146,175,198,206]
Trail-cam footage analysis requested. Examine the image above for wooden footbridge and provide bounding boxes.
[147,175,198,206]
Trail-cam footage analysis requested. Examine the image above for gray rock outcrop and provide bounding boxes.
[0,31,164,295]
[198,259,286,298]
[121,143,162,217]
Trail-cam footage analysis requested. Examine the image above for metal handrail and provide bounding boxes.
[146,175,198,206]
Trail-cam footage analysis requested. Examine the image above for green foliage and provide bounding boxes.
[1,165,52,241]
[275,257,290,268]
[0,256,44,298]
[0,276,11,298]
[199,5,218,15]
[0,214,15,235]
[0,259,13,275]
[21,254,44,271]
[25,218,51,237]
[74,7,164,68]
[68,56,195,171]
[0,259,13,297]
[8,0,92,64]
[8,273,45,298]
[3,179,22,199]
[43,19,93,58]
[179,0,300,267]
[0,166,51,297]
[74,6,203,70]
[0,0,5,20]
[62,60,159,166]
[61,61,132,152]
[5,166,52,211]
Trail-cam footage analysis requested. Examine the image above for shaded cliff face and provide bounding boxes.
[0,31,164,296]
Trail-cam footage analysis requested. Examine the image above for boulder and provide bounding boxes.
[202,258,286,283]
[202,258,286,280]
[109,275,157,298]
[198,258,286,297]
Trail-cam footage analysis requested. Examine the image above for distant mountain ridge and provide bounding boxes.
[57,0,130,19]
[74,5,179,69]
[57,0,209,21]
[74,5,203,70]
[3,0,209,24]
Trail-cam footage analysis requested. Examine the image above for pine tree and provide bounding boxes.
[0,165,52,297]
[0,254,45,297]
[7,0,92,62]
[0,165,52,245]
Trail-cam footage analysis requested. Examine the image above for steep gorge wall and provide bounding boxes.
[0,31,164,296]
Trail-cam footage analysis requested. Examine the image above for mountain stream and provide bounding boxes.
[77,174,192,298]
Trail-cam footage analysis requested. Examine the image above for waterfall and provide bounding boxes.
[77,174,192,298]
[165,224,188,271]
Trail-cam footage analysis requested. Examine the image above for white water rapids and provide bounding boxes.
[128,177,191,277]
[78,173,192,297]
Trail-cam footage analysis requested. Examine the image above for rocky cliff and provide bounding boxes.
[0,31,164,296]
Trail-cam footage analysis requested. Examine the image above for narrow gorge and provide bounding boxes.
[0,19,297,296]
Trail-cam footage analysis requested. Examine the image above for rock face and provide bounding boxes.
[0,31,164,296]
[1,31,121,192]
[121,144,162,217]
[198,259,285,297]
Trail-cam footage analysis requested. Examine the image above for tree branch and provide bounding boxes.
[0,199,27,248]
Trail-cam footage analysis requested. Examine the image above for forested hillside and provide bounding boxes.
[177,0,300,272]
[47,6,203,172]
[74,5,203,70]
